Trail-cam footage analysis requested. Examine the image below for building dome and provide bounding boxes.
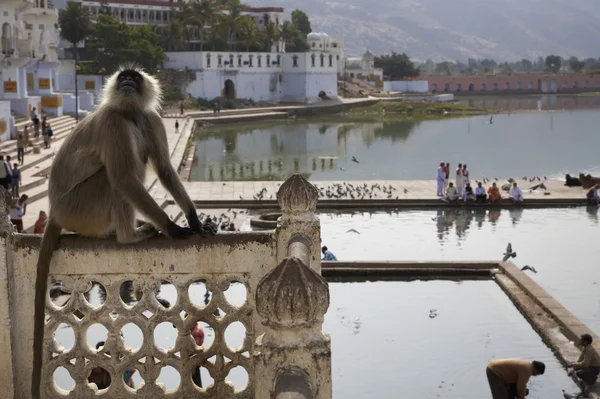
[307,32,320,40]
[363,49,374,58]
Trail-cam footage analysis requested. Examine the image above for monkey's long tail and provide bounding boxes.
[32,217,61,399]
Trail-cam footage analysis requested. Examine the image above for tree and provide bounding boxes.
[58,2,92,60]
[280,21,297,48]
[263,21,279,52]
[133,25,166,72]
[545,55,562,73]
[374,52,420,79]
[237,15,263,51]
[291,10,311,36]
[435,61,453,76]
[183,0,223,51]
[162,17,186,51]
[217,0,243,50]
[568,56,585,73]
[86,14,164,74]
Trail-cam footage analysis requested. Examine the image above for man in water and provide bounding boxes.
[436,162,446,196]
[321,246,337,261]
[509,182,524,204]
[475,182,487,202]
[586,184,600,205]
[486,358,545,399]
[568,334,600,396]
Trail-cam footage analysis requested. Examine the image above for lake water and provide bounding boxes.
[325,280,577,399]
[320,207,600,335]
[52,279,579,398]
[190,108,600,182]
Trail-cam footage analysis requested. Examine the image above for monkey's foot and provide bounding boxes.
[137,223,159,236]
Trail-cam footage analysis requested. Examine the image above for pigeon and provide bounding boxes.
[429,309,438,319]
[352,156,360,163]
[346,228,360,234]
[521,265,537,273]
[340,167,346,171]
[502,243,517,262]
[489,116,494,124]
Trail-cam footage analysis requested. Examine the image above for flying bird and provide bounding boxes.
[502,243,517,262]
[346,228,360,234]
[352,156,360,163]
[521,265,537,273]
[489,116,494,124]
[340,167,346,171]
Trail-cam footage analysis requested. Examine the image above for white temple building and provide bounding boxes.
[0,0,63,141]
[344,50,383,81]
[0,0,341,139]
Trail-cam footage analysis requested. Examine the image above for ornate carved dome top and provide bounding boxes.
[277,174,319,213]
[256,257,329,326]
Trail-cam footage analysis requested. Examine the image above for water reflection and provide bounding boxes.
[320,207,600,334]
[190,108,600,181]
[459,94,600,111]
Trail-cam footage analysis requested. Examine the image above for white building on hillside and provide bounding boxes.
[344,49,383,81]
[163,50,339,103]
[74,1,286,52]
[307,32,344,75]
[0,0,64,140]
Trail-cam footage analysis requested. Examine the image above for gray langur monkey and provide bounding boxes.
[31,64,215,398]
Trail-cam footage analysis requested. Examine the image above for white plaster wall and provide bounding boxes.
[62,91,95,113]
[55,60,76,91]
[0,101,14,142]
[281,73,308,103]
[306,73,338,101]
[0,67,21,99]
[389,80,429,93]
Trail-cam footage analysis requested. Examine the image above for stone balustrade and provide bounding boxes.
[0,174,331,398]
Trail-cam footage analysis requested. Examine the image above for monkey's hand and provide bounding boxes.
[187,212,217,236]
[165,221,195,239]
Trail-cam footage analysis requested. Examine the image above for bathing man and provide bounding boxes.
[321,246,337,261]
[437,162,446,196]
[568,334,600,395]
[486,358,545,399]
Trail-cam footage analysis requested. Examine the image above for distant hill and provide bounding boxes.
[247,0,600,61]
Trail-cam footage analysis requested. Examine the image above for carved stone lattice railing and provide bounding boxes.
[43,274,254,398]
[0,175,331,399]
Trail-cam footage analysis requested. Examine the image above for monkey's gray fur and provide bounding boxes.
[31,64,215,398]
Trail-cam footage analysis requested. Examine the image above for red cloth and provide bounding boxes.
[191,323,204,346]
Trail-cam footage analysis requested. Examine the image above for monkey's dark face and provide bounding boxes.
[117,70,144,95]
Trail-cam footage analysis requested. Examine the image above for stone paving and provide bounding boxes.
[150,178,585,203]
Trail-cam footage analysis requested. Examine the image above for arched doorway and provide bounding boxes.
[1,23,12,54]
[224,79,235,99]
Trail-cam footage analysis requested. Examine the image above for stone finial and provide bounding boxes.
[256,257,329,327]
[277,174,319,214]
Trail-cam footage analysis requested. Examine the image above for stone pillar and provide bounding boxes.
[0,187,15,397]
[254,183,332,398]
[275,174,322,273]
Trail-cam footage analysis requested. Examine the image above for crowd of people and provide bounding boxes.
[436,163,524,204]
[5,110,54,234]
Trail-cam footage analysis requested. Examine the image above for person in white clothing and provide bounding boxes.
[436,162,446,196]
[444,182,459,202]
[455,163,464,196]
[509,182,524,204]
[462,164,470,187]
